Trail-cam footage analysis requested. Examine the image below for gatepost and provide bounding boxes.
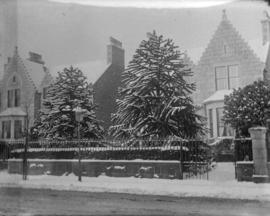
[249,127,269,183]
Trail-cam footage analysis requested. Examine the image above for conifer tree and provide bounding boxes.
[109,31,204,140]
[35,66,104,140]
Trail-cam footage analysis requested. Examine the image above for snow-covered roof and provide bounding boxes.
[22,59,47,89]
[50,60,110,84]
[203,89,233,104]
[0,107,26,117]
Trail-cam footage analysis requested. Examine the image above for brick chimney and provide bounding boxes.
[261,11,270,45]
[28,52,45,64]
[107,37,124,66]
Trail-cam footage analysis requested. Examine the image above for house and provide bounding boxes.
[0,48,53,140]
[51,37,125,132]
[191,10,270,141]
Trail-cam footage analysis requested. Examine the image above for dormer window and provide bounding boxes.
[13,76,16,83]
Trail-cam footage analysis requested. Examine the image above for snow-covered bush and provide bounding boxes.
[224,80,270,137]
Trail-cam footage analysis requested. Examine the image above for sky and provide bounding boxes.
[12,0,270,71]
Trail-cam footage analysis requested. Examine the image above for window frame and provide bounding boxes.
[215,64,239,91]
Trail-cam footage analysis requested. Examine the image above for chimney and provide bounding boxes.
[261,11,270,45]
[107,37,124,66]
[28,52,45,64]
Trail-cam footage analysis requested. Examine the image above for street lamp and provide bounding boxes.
[73,106,87,182]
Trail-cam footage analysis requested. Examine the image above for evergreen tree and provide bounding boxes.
[224,80,270,137]
[109,31,204,140]
[35,66,104,140]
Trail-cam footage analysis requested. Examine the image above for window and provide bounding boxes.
[215,66,228,90]
[7,90,13,108]
[14,89,20,107]
[7,89,20,108]
[223,44,227,55]
[208,109,213,138]
[14,120,23,139]
[216,108,225,137]
[1,121,11,139]
[215,65,239,90]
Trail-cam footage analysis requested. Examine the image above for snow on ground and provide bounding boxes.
[0,162,270,201]
[208,162,236,181]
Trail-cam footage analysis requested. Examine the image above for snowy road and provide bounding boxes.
[0,187,269,216]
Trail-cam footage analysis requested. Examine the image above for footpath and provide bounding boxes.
[0,163,270,201]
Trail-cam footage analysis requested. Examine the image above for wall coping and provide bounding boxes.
[8,159,180,164]
[236,161,254,165]
[248,127,267,133]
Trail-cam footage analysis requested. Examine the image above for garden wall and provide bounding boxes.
[236,162,270,182]
[8,159,182,179]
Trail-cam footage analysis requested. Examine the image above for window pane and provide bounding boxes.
[208,109,213,138]
[8,90,13,108]
[216,108,225,137]
[15,89,20,107]
[14,120,22,139]
[228,65,238,77]
[2,121,11,139]
[230,77,239,89]
[217,78,228,90]
[215,66,227,78]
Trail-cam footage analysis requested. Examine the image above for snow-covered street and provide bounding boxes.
[1,163,270,201]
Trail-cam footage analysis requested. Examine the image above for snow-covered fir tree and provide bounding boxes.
[34,66,104,140]
[224,80,270,137]
[109,31,205,140]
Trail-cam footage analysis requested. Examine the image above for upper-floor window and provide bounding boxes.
[7,89,21,108]
[215,65,239,90]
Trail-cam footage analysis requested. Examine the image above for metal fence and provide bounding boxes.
[1,138,213,180]
[234,138,252,161]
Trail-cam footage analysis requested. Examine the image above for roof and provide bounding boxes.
[0,107,27,117]
[22,59,47,89]
[203,89,233,104]
[50,60,109,84]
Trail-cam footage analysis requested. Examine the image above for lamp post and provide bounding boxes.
[74,106,86,182]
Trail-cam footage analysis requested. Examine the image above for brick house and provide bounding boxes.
[51,37,125,133]
[192,10,270,140]
[0,48,53,140]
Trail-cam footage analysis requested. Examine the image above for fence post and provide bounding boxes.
[23,137,28,180]
[179,141,183,180]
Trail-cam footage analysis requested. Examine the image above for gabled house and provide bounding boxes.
[192,10,270,141]
[0,48,53,140]
[0,37,124,140]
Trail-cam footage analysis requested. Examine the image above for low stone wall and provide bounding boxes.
[235,161,254,182]
[8,159,181,179]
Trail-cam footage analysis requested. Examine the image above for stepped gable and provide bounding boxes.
[193,10,264,105]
